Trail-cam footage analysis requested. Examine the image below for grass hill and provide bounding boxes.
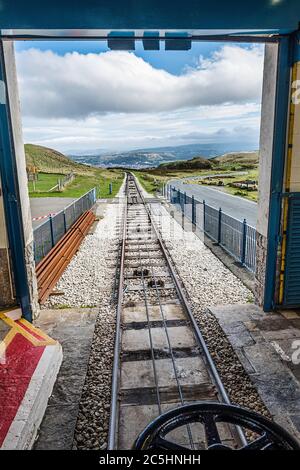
[25,144,94,175]
[25,144,124,199]
[212,151,259,166]
[158,156,213,171]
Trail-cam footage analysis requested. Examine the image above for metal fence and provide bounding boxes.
[164,184,256,273]
[33,187,97,264]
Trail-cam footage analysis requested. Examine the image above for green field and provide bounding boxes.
[26,144,124,199]
[28,173,64,193]
[28,170,124,199]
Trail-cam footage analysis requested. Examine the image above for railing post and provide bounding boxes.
[49,214,55,247]
[203,200,206,233]
[192,195,196,225]
[218,208,222,244]
[177,189,180,205]
[63,210,67,233]
[241,218,247,265]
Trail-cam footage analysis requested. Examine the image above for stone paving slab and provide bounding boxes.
[209,303,300,441]
[34,308,98,450]
[122,302,186,323]
[122,326,196,351]
[121,356,209,390]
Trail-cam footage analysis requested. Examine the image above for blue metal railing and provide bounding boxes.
[166,184,256,273]
[33,187,96,264]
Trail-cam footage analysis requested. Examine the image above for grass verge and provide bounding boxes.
[29,169,124,199]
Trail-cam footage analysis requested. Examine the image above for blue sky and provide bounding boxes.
[15,40,264,153]
[15,40,225,74]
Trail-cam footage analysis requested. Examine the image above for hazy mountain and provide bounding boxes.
[69,142,258,169]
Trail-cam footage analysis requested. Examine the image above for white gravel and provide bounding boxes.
[44,201,124,308]
[150,202,253,307]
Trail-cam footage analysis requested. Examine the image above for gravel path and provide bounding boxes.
[150,202,270,419]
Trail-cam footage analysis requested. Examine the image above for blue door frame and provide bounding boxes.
[263,36,292,311]
[0,42,32,321]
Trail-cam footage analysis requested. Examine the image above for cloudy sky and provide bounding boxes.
[14,40,264,154]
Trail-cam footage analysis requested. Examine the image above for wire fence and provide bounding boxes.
[164,184,256,273]
[33,187,97,264]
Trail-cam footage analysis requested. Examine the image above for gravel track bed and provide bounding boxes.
[123,288,177,303]
[73,299,115,450]
[150,203,270,419]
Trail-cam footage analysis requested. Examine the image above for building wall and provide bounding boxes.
[289,62,300,192]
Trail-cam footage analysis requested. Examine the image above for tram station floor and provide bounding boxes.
[209,303,300,441]
[33,308,98,450]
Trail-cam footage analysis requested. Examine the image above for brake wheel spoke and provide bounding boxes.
[203,415,221,447]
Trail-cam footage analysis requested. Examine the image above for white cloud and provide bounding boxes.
[16,45,264,119]
[15,45,263,151]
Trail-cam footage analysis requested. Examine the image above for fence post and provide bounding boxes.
[192,195,196,225]
[49,214,55,247]
[218,208,222,244]
[109,182,113,195]
[177,189,180,205]
[241,218,247,265]
[203,200,206,233]
[63,210,67,233]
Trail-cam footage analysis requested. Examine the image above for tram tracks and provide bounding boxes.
[108,174,246,450]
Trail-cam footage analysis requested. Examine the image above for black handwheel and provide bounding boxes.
[133,402,300,450]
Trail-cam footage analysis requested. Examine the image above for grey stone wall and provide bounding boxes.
[0,248,15,307]
[255,233,267,307]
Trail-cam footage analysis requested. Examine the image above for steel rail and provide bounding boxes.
[135,221,162,415]
[107,180,128,450]
[141,223,195,449]
[133,174,248,447]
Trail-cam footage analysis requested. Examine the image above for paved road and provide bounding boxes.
[30,197,75,228]
[170,180,257,227]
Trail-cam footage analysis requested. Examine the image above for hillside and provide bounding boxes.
[71,142,258,169]
[25,144,94,175]
[25,143,124,199]
[158,156,213,171]
[212,151,259,166]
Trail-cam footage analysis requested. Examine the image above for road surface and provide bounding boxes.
[170,180,257,227]
[30,197,75,228]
